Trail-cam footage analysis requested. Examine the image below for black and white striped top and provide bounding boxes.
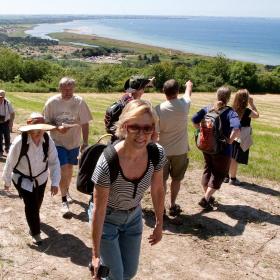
[92,143,166,210]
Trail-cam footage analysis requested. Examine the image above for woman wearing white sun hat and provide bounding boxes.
[2,112,61,245]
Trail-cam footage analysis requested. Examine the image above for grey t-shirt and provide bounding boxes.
[155,97,191,156]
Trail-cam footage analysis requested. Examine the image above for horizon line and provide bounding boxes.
[0,14,280,19]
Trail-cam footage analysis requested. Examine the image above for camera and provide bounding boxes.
[88,263,110,278]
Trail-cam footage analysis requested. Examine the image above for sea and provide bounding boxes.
[25,16,280,65]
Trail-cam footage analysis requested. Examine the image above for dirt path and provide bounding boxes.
[0,132,279,280]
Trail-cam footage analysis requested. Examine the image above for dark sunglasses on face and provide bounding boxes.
[127,124,155,135]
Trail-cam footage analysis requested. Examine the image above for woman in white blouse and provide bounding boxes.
[91,100,166,280]
[2,113,60,245]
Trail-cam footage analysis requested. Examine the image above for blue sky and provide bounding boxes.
[1,0,280,18]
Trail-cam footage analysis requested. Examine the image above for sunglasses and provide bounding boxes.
[127,124,155,135]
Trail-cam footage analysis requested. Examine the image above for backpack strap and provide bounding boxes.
[42,132,49,162]
[14,132,29,170]
[147,142,160,169]
[103,145,119,184]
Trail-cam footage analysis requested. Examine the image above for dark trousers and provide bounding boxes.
[0,121,10,153]
[20,182,47,236]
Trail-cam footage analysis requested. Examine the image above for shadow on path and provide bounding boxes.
[237,181,280,197]
[143,204,280,240]
[29,223,91,267]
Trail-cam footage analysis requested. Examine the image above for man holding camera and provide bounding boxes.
[0,90,15,157]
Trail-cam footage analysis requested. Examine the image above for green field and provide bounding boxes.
[7,91,280,182]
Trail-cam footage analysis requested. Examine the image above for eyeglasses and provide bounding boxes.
[127,124,155,135]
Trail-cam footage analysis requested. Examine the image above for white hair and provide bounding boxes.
[59,77,76,87]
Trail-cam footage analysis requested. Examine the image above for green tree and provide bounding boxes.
[229,62,258,90]
[149,62,175,90]
[0,47,22,81]
[21,60,50,82]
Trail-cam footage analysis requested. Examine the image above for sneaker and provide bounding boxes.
[223,176,229,183]
[229,178,241,186]
[32,234,42,245]
[169,204,182,217]
[66,192,73,203]
[198,197,213,211]
[208,196,218,207]
[61,202,71,218]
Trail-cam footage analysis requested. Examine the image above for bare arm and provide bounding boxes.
[183,80,193,100]
[149,169,165,246]
[9,112,15,131]
[82,123,89,144]
[248,96,259,118]
[92,186,109,279]
[228,128,240,144]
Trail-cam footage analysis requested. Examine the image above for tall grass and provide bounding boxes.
[6,92,280,182]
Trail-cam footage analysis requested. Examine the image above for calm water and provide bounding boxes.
[26,16,280,65]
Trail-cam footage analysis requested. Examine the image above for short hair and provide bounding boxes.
[163,79,179,97]
[0,90,6,97]
[59,77,76,88]
[115,99,158,139]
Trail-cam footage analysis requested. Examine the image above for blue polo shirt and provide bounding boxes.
[192,106,240,156]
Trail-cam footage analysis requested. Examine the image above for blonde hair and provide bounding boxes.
[59,77,76,88]
[115,99,158,138]
[214,86,231,110]
[232,89,249,118]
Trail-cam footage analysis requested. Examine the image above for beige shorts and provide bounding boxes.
[163,154,189,181]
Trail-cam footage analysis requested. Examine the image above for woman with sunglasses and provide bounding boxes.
[2,113,60,245]
[91,100,166,280]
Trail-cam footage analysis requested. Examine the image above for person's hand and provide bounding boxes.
[57,126,70,134]
[51,186,58,196]
[80,143,88,153]
[4,185,10,192]
[148,224,162,246]
[91,256,101,280]
[185,80,193,90]
[9,124,13,132]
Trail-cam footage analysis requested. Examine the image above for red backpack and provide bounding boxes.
[195,106,229,154]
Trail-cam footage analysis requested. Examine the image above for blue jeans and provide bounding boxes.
[92,205,143,280]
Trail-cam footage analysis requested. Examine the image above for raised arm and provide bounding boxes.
[183,80,193,100]
[248,96,259,118]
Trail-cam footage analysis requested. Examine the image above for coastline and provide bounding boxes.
[49,31,232,62]
[24,17,280,65]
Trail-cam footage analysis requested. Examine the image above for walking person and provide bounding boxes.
[104,75,154,142]
[2,113,60,245]
[155,79,193,216]
[192,87,240,210]
[43,77,92,217]
[91,100,166,280]
[225,89,259,185]
[0,90,15,157]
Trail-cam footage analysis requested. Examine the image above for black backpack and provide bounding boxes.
[195,106,229,154]
[104,100,126,136]
[12,132,49,194]
[76,142,160,195]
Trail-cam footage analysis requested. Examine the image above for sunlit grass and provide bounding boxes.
[7,91,280,181]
